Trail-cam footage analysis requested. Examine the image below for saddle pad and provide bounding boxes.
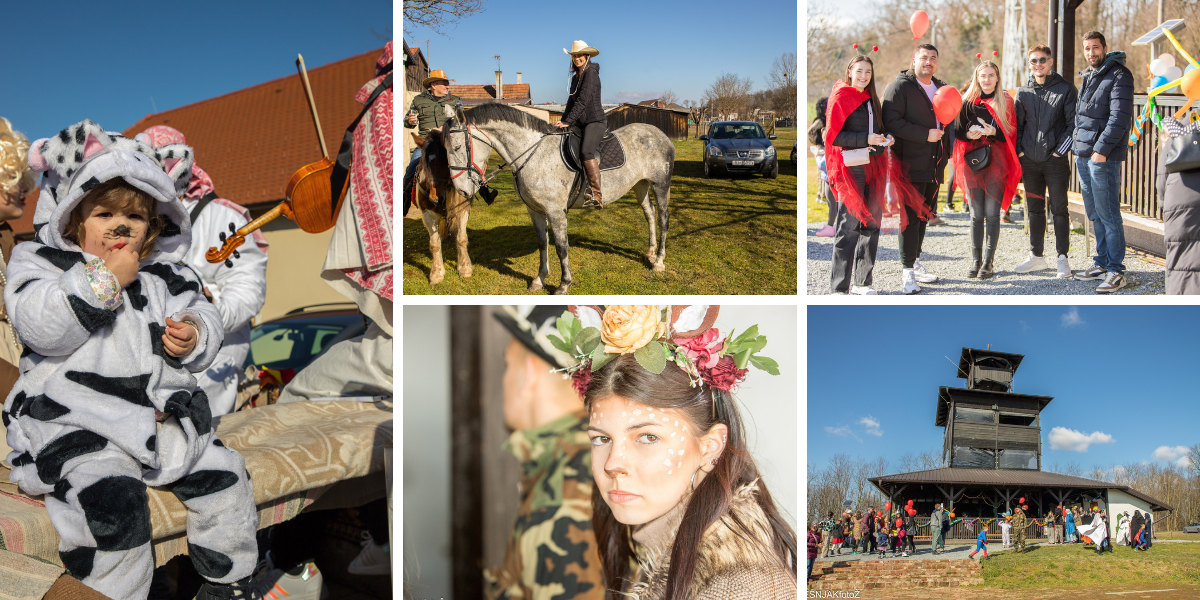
[561,132,627,172]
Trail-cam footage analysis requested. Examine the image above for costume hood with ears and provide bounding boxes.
[26,120,193,263]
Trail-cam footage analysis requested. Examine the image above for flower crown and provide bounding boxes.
[545,305,779,397]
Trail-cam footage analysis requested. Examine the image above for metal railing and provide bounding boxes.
[846,516,1065,542]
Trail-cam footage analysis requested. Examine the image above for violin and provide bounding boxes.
[206,54,348,264]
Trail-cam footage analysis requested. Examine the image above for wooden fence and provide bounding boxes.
[844,516,1072,543]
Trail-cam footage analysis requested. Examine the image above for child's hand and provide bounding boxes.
[104,242,140,288]
[163,317,197,357]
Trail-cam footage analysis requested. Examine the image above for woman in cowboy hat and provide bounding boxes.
[403,69,460,215]
[556,41,606,207]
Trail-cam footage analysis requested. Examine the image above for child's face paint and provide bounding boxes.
[79,198,148,259]
[587,395,704,525]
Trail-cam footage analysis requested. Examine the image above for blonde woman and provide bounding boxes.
[952,60,1021,279]
[0,117,34,398]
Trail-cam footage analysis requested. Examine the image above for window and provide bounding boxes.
[951,446,995,468]
[246,314,363,372]
[998,412,1036,426]
[955,407,994,423]
[998,449,1038,469]
[712,124,766,139]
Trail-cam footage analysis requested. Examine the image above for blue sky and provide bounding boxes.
[808,306,1199,477]
[0,0,391,143]
[402,0,797,106]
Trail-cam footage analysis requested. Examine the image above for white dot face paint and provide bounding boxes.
[679,449,685,456]
[663,417,669,422]
[668,449,675,455]
[671,432,676,438]
[663,458,672,467]
[633,409,642,416]
[622,411,627,417]
[667,470,673,475]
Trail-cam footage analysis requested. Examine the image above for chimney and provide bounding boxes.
[495,70,503,100]
[517,72,522,84]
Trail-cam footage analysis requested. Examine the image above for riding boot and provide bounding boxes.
[583,158,603,208]
[403,176,414,216]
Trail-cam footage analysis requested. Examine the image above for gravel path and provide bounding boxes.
[807,207,1166,295]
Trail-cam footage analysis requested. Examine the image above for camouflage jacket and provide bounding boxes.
[404,90,461,138]
[485,409,605,600]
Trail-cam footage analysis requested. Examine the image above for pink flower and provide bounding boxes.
[571,368,593,398]
[701,356,748,391]
[674,329,723,369]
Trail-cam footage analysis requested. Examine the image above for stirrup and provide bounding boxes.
[582,189,603,208]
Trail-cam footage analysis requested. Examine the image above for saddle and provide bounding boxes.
[560,124,626,172]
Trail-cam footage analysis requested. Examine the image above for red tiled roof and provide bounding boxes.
[448,83,530,100]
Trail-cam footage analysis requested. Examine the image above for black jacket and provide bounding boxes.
[807,116,825,146]
[563,62,605,125]
[831,100,885,156]
[1073,51,1134,162]
[1015,72,1078,162]
[954,97,1007,143]
[882,70,955,182]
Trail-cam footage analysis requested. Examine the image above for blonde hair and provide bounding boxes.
[958,61,1013,136]
[0,117,36,197]
[63,180,162,260]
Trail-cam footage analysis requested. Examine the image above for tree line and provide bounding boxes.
[659,53,796,138]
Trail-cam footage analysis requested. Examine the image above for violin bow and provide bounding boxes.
[296,54,329,159]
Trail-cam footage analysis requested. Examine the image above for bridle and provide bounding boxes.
[444,109,569,194]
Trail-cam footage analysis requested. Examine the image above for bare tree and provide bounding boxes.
[769,52,798,120]
[403,0,487,35]
[659,89,679,107]
[704,72,754,119]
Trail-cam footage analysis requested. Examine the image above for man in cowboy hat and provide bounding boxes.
[403,69,460,215]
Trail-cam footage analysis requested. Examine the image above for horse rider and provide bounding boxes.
[555,40,606,208]
[403,69,460,215]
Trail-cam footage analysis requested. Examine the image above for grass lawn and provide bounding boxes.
[980,543,1200,590]
[403,128,798,295]
[1152,531,1200,541]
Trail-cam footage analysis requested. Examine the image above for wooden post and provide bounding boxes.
[450,306,484,600]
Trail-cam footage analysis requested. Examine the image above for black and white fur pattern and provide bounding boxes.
[4,121,256,599]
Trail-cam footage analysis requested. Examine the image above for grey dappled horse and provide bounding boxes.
[440,103,674,294]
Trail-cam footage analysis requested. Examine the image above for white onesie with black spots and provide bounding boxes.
[2,120,257,600]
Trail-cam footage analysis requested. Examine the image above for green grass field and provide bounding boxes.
[402,128,798,295]
[980,543,1200,590]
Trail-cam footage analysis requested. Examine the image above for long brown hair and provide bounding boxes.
[957,61,1013,136]
[584,355,797,600]
[844,55,883,133]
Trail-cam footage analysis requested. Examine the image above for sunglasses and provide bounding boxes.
[1029,57,1049,65]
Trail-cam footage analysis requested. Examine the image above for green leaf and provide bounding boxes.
[734,348,752,370]
[570,315,582,339]
[733,324,759,345]
[591,345,616,371]
[742,336,768,354]
[749,354,780,376]
[576,327,601,355]
[556,313,575,343]
[634,341,667,374]
[547,334,572,354]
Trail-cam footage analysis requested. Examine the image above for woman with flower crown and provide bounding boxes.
[548,305,797,599]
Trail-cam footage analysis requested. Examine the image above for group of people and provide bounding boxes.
[816,31,1139,294]
[0,43,394,600]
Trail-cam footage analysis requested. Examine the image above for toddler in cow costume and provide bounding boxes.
[3,120,258,599]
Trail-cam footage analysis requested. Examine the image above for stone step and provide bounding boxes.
[809,558,984,591]
[809,578,983,591]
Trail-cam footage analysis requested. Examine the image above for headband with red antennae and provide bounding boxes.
[976,51,999,64]
[852,43,880,57]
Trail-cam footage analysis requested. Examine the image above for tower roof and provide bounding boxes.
[957,347,1025,379]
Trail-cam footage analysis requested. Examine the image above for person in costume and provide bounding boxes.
[1065,506,1077,542]
[952,59,1022,280]
[818,511,835,557]
[1011,506,1027,552]
[0,117,35,404]
[562,305,796,598]
[1013,44,1078,279]
[875,522,889,559]
[483,305,604,600]
[1000,511,1012,548]
[4,120,257,600]
[1115,511,1131,545]
[137,125,267,417]
[968,527,989,560]
[556,40,607,208]
[826,53,931,294]
[930,504,946,554]
[403,66,460,216]
[1143,510,1154,549]
[1076,508,1110,555]
[881,43,954,294]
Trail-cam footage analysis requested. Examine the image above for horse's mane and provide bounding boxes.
[463,102,557,134]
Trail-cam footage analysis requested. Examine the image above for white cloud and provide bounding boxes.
[1060,307,1085,328]
[1153,445,1190,462]
[1048,427,1113,452]
[1177,456,1195,470]
[1112,464,1127,476]
[1019,320,1030,332]
[825,425,861,442]
[858,416,883,436]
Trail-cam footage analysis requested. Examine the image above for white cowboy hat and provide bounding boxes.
[422,69,454,88]
[563,40,599,56]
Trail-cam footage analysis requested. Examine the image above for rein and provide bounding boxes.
[446,116,568,190]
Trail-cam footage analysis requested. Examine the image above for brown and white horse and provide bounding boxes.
[411,130,472,284]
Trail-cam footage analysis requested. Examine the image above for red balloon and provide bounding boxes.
[909,508,917,516]
[885,502,892,511]
[910,10,930,39]
[907,499,914,506]
[872,46,879,52]
[897,518,904,527]
[1023,504,1029,510]
[1019,497,1025,503]
[932,86,962,126]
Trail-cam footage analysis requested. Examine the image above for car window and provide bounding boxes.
[246,314,363,372]
[712,124,766,140]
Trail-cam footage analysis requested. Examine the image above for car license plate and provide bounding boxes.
[732,160,753,166]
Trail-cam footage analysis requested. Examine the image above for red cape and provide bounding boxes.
[952,95,1022,211]
[824,80,931,228]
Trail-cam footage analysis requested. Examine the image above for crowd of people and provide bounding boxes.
[813,30,1200,294]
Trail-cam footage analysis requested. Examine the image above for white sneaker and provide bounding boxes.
[902,269,921,294]
[1013,253,1048,273]
[913,259,940,283]
[252,557,329,600]
[1056,254,1071,278]
[849,285,878,295]
[348,531,391,576]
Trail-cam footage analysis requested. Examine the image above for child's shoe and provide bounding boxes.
[251,557,329,600]
[347,531,391,575]
[195,575,262,600]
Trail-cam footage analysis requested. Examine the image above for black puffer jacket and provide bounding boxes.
[1015,72,1078,162]
[1157,140,1200,294]
[882,70,955,182]
[563,62,605,125]
[831,100,885,156]
[1073,51,1134,162]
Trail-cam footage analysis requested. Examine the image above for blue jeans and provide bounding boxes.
[1075,157,1125,273]
[807,558,814,580]
[404,148,423,182]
